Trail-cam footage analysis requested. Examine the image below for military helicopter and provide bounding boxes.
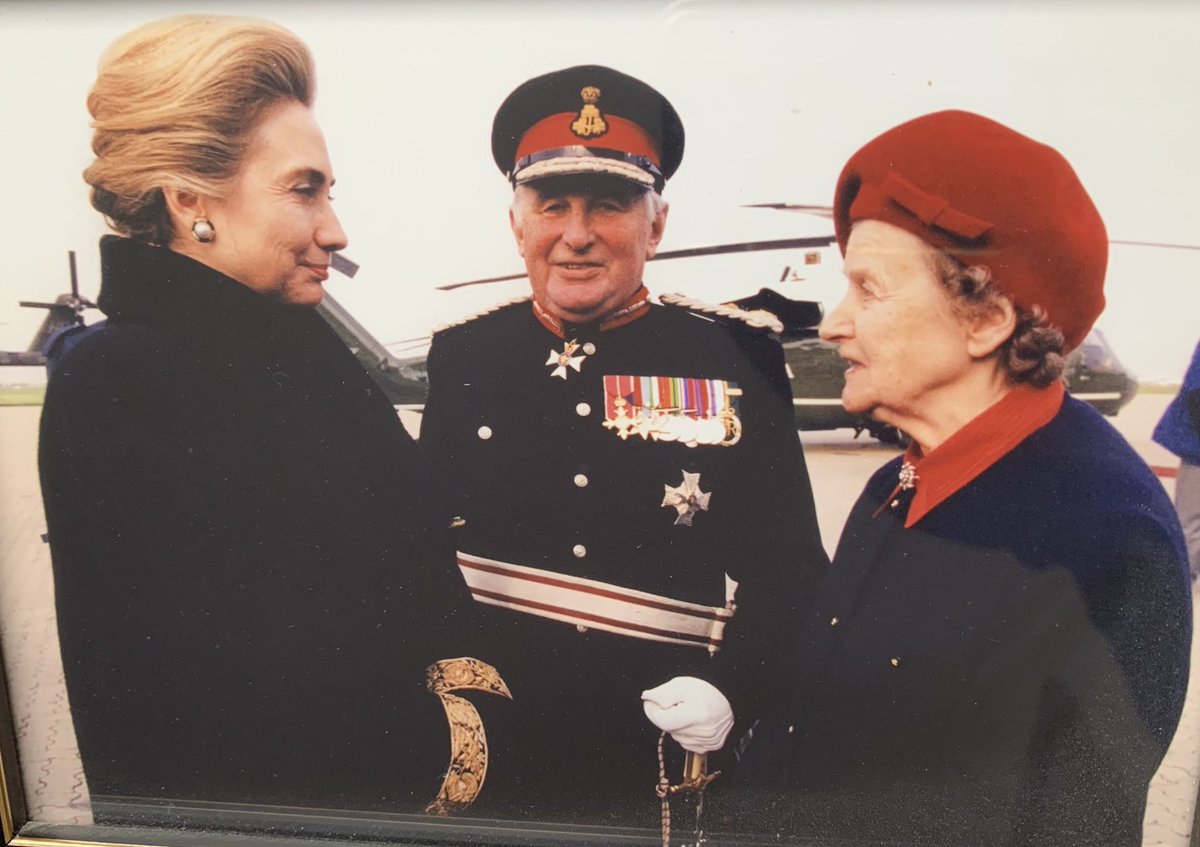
[327,216,1140,445]
[4,215,1141,445]
[357,299,1136,447]
[1,251,95,367]
[779,319,1136,445]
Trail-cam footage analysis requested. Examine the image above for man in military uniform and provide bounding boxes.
[420,65,828,828]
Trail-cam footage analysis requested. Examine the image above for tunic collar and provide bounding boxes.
[881,380,1065,528]
[531,286,651,338]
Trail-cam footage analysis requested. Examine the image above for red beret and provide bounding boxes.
[833,110,1107,351]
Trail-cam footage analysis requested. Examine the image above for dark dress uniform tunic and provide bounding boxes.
[39,237,470,817]
[421,296,828,826]
[744,393,1191,846]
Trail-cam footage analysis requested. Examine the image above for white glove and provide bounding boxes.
[641,676,734,754]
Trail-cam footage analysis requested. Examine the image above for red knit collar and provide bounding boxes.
[883,380,1065,528]
[531,286,651,338]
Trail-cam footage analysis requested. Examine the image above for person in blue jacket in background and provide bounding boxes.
[1154,340,1200,580]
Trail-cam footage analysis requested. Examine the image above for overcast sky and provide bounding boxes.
[1,0,1197,383]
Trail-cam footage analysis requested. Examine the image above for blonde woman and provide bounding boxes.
[39,15,468,817]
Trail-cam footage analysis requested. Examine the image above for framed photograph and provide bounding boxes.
[2,2,1198,845]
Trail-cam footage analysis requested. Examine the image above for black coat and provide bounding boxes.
[421,299,829,826]
[39,237,471,814]
[739,396,1192,846]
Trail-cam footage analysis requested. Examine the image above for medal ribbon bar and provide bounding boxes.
[603,374,741,447]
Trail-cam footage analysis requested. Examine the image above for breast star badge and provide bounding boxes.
[662,471,711,527]
[546,339,588,379]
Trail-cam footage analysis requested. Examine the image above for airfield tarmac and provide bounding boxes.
[1,396,1197,844]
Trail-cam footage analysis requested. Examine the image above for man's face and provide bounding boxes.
[509,176,668,324]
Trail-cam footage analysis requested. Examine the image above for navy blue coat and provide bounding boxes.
[1153,339,1200,464]
[738,396,1191,846]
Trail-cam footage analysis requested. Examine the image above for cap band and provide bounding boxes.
[512,146,663,189]
[514,112,661,166]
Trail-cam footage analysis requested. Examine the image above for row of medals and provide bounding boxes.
[547,338,743,448]
[603,397,742,448]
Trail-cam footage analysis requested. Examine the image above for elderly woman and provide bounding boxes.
[38,15,470,817]
[751,112,1192,845]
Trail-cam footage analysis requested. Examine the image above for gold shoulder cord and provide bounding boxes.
[424,657,513,816]
[655,733,720,847]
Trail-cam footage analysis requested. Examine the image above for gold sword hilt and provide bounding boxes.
[669,750,720,795]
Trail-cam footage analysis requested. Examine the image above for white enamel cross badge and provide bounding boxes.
[546,339,587,380]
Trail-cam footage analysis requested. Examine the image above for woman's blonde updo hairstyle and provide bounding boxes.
[84,15,314,244]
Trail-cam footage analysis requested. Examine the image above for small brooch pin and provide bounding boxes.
[872,460,918,519]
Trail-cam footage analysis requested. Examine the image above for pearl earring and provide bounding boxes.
[191,218,215,243]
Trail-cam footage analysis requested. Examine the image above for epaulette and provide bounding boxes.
[658,293,783,334]
[432,295,531,334]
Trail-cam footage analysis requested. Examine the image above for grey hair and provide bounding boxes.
[933,254,1065,388]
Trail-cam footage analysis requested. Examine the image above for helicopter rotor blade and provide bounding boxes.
[436,271,527,292]
[652,235,836,261]
[742,203,835,218]
[69,250,80,300]
[1109,239,1200,251]
[331,252,360,278]
[436,235,838,291]
[740,205,1200,251]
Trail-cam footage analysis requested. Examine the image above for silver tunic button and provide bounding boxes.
[582,342,596,355]
[572,544,587,558]
[830,616,839,627]
[787,725,795,735]
[574,473,589,488]
[575,402,592,417]
[576,624,588,633]
[477,425,493,440]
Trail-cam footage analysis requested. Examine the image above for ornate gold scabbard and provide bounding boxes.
[424,657,513,816]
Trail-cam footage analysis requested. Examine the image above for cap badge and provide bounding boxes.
[546,338,588,379]
[662,471,711,527]
[571,86,608,139]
